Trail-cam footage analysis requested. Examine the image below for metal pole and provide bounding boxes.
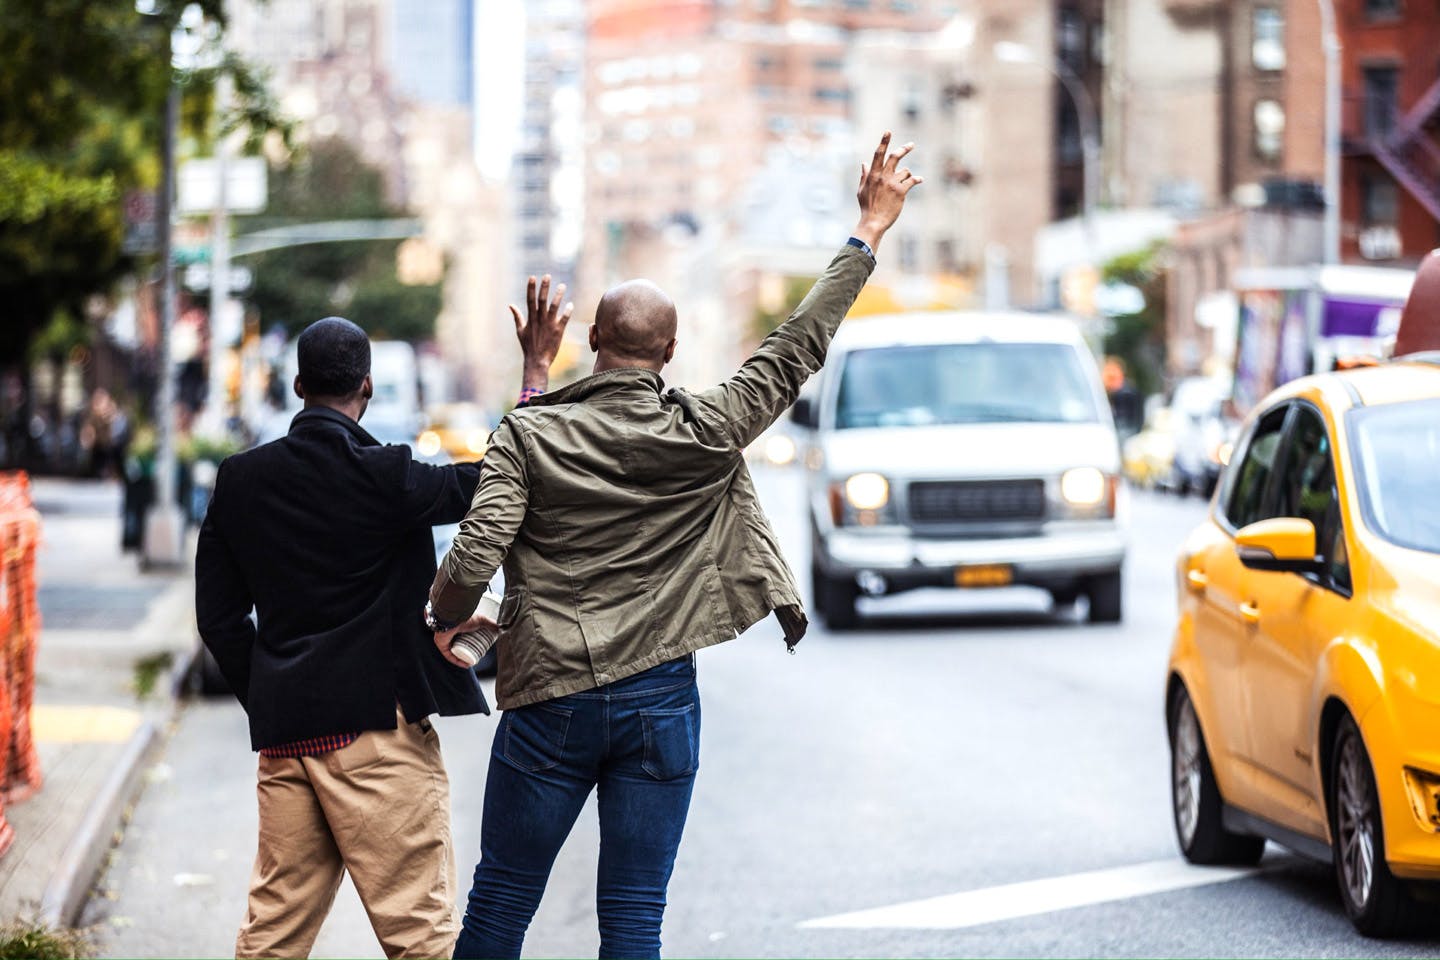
[1055,60,1101,227]
[205,70,233,436]
[144,48,184,566]
[1319,0,1342,265]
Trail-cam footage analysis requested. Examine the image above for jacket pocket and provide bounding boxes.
[502,703,571,773]
[498,587,525,628]
[640,704,699,781]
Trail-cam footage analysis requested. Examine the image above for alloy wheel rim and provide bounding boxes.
[1336,735,1375,909]
[1173,698,1202,847]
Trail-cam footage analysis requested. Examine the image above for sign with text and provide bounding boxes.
[177,156,268,215]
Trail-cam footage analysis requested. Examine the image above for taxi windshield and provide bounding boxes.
[1350,397,1440,554]
[834,342,1102,430]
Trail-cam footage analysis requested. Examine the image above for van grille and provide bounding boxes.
[908,480,1046,524]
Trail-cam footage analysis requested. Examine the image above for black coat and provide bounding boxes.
[196,406,488,751]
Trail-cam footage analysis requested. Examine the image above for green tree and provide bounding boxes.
[1101,241,1168,398]
[238,139,442,341]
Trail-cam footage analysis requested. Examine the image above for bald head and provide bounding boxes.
[591,279,678,371]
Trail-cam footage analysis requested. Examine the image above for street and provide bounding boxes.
[84,469,1438,958]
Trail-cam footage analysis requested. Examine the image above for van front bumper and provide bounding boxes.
[815,522,1126,593]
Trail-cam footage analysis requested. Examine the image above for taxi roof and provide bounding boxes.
[831,310,1087,352]
[1339,357,1440,407]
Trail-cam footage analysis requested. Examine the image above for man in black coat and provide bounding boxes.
[196,301,567,958]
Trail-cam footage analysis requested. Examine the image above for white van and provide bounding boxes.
[793,311,1126,628]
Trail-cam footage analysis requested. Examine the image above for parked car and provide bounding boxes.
[794,311,1126,629]
[1166,356,1440,936]
[1166,375,1234,498]
[1121,404,1177,490]
[419,402,493,462]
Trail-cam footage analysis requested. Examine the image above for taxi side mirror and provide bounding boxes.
[1236,517,1323,575]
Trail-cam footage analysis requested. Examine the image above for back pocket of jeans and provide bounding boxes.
[640,705,698,781]
[502,705,572,773]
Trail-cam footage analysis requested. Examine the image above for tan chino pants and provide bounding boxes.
[235,706,458,959]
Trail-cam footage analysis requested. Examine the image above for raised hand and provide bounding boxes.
[853,131,922,254]
[513,274,574,394]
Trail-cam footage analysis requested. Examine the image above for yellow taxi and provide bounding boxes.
[417,403,492,462]
[1166,355,1440,937]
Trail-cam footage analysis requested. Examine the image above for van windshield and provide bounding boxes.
[834,342,1102,430]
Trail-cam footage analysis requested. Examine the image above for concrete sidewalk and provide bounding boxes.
[0,478,196,930]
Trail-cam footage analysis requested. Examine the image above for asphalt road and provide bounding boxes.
[85,470,1440,958]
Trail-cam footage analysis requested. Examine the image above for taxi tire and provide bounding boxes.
[811,563,858,631]
[1329,715,1413,938]
[1169,687,1266,866]
[1086,572,1123,623]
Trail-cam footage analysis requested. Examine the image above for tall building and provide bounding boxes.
[578,0,948,385]
[516,0,587,290]
[388,0,475,107]
[1330,0,1440,264]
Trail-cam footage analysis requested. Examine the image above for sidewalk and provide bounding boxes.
[0,478,196,929]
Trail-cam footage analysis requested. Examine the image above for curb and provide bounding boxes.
[36,575,201,931]
[37,719,160,929]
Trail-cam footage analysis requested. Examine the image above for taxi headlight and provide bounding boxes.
[417,430,443,458]
[1061,467,1107,506]
[844,472,890,511]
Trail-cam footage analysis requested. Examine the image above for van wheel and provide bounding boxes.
[1086,571,1123,623]
[811,563,858,631]
[1170,686,1266,865]
[1331,715,1413,937]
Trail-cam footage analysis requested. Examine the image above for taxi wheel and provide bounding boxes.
[1330,715,1413,937]
[1169,687,1266,866]
[1086,572,1123,623]
[810,563,858,632]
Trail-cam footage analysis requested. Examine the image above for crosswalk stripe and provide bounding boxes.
[798,858,1262,931]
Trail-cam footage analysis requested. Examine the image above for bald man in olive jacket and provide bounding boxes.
[427,133,922,959]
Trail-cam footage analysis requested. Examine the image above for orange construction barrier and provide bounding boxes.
[0,472,42,858]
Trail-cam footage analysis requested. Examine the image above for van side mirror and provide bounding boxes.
[1236,518,1323,575]
[790,396,817,430]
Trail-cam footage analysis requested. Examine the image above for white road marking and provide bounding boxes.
[798,858,1261,931]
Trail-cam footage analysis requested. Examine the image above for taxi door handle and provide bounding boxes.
[1239,601,1261,625]
[1185,569,1208,592]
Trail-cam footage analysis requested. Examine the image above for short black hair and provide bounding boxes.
[297,317,370,397]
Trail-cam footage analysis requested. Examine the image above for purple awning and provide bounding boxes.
[1323,297,1399,337]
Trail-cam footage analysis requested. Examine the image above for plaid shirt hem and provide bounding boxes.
[259,732,361,759]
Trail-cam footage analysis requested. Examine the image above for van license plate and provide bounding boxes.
[954,564,1013,588]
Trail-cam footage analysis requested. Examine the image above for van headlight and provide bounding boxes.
[845,472,890,510]
[1060,467,1107,506]
[829,473,895,527]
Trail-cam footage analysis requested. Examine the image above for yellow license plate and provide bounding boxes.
[954,564,1014,588]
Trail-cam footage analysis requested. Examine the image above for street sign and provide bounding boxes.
[183,263,253,293]
[1094,282,1146,317]
[122,190,158,254]
[177,156,268,215]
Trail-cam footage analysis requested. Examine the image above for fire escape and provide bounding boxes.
[1371,76,1440,223]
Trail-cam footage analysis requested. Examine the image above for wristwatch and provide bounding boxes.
[423,600,459,634]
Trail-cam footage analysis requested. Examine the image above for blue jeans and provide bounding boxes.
[454,656,700,960]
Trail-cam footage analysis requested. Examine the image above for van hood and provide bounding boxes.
[818,422,1120,480]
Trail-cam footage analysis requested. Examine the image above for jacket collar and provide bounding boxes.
[288,405,380,447]
[525,367,664,407]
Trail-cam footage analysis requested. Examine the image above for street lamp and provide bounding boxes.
[993,40,1101,228]
[1317,0,1341,265]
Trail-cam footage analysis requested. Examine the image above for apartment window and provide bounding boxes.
[1252,8,1285,72]
[814,87,851,103]
[1362,173,1399,224]
[1363,65,1400,140]
[1057,7,1085,70]
[1254,99,1285,160]
[814,57,844,72]
[898,235,918,272]
[1365,0,1401,18]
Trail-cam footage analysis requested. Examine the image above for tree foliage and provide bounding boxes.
[1101,241,1168,397]
[238,139,442,341]
[0,0,287,373]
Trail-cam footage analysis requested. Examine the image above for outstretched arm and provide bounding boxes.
[694,132,921,448]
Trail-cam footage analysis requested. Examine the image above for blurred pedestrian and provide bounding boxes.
[1104,356,1143,438]
[195,316,562,959]
[428,132,921,959]
[79,388,127,478]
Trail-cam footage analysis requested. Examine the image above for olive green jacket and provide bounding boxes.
[430,243,874,708]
